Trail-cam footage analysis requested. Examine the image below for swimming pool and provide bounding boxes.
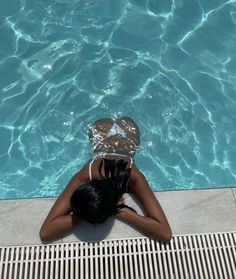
[1,1,236,199]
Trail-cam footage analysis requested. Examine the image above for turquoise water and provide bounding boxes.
[1,1,236,199]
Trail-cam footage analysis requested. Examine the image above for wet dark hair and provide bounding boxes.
[70,159,132,224]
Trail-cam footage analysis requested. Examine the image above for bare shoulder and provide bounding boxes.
[128,164,147,191]
[72,164,90,186]
[61,164,90,196]
[130,164,144,179]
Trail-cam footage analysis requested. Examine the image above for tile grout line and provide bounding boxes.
[231,188,236,204]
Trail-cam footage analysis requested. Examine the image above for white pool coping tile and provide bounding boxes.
[0,188,235,246]
[0,198,63,246]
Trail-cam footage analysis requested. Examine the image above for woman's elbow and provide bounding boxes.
[39,228,47,242]
[153,228,172,243]
[162,230,172,242]
[161,223,172,242]
[153,232,172,243]
[39,226,52,242]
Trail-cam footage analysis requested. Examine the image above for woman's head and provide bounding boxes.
[70,179,119,224]
[70,159,131,224]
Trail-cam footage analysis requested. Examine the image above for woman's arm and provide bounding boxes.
[117,166,172,242]
[39,167,88,242]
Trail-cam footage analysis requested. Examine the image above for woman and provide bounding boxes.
[39,116,172,242]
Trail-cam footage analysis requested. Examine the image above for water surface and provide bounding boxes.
[1,0,236,198]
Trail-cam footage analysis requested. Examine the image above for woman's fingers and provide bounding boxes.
[117,197,124,206]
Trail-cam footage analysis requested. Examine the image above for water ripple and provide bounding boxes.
[1,0,236,198]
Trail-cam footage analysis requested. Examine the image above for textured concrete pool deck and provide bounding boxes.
[0,188,236,246]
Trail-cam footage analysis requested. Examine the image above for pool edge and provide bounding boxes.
[0,187,235,247]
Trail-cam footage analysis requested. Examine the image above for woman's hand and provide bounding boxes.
[116,196,137,218]
[118,196,124,206]
[116,196,125,217]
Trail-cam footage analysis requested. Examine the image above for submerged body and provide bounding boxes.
[89,116,140,157]
[40,117,172,242]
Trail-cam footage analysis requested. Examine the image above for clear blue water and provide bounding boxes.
[1,0,236,199]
